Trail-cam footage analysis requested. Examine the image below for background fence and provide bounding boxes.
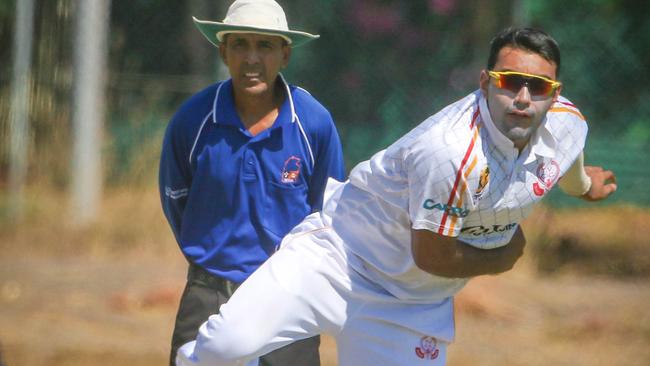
[1,0,648,214]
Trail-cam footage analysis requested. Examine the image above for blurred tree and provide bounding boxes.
[1,0,75,190]
[185,0,219,87]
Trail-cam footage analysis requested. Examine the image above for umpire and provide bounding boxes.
[159,0,345,365]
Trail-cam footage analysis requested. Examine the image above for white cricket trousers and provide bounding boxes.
[176,213,450,366]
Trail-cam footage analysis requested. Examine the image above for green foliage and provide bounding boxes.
[546,136,650,206]
[0,1,14,70]
[0,0,13,16]
[623,118,650,146]
[520,0,650,206]
[525,0,648,136]
[107,113,166,186]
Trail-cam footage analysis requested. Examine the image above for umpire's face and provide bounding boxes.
[479,46,561,152]
[219,32,291,99]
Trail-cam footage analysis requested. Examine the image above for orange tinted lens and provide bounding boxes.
[500,74,554,96]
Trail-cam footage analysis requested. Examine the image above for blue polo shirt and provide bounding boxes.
[159,76,345,283]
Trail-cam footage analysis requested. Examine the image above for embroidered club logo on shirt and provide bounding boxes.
[415,336,439,360]
[533,160,560,196]
[281,156,302,183]
[473,165,490,202]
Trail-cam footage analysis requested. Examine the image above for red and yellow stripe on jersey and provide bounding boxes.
[549,100,586,121]
[437,108,482,236]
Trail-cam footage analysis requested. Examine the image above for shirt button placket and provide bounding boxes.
[243,149,257,179]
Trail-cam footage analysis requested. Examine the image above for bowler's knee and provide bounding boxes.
[184,317,264,365]
[176,339,253,366]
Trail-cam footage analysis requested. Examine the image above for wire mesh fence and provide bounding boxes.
[1,0,648,207]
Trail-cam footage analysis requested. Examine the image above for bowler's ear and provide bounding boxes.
[479,70,490,95]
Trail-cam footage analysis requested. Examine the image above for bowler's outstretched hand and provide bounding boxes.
[581,166,617,201]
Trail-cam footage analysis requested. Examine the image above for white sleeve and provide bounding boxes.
[558,151,592,196]
[549,97,591,196]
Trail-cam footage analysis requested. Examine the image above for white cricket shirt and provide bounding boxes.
[324,90,587,302]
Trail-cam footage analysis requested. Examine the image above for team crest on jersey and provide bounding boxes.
[415,336,439,360]
[473,166,490,202]
[281,156,302,183]
[533,160,560,196]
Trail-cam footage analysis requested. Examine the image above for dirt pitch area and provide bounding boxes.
[1,189,649,365]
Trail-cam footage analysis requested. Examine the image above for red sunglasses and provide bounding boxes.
[488,71,561,97]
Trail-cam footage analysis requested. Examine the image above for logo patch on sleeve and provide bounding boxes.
[533,160,560,196]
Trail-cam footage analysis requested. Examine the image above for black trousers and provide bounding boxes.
[169,265,321,366]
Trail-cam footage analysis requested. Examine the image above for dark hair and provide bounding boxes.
[487,27,561,77]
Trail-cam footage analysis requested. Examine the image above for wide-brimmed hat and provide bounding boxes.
[193,0,319,48]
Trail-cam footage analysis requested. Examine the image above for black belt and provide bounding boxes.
[187,264,240,297]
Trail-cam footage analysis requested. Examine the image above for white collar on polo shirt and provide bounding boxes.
[478,94,557,164]
[211,72,298,125]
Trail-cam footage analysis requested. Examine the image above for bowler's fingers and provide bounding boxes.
[583,166,617,201]
[593,168,617,189]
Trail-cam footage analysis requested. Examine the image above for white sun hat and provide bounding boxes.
[193,0,320,47]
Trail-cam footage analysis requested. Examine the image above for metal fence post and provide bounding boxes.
[8,0,36,221]
[71,0,111,224]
